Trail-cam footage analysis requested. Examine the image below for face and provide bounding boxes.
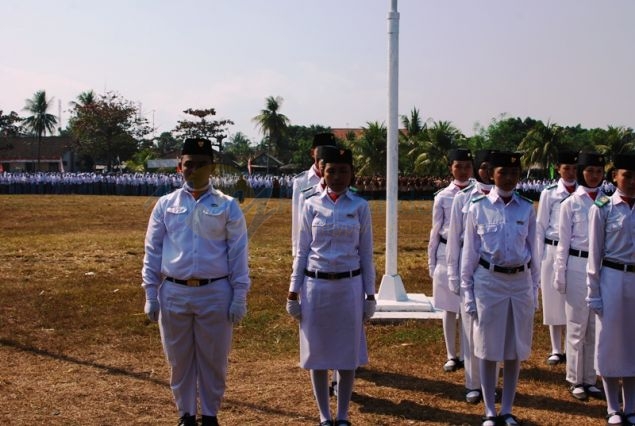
[557,163,577,181]
[450,160,473,182]
[323,162,353,193]
[582,166,604,188]
[490,166,521,192]
[613,168,635,197]
[477,162,492,184]
[178,154,214,189]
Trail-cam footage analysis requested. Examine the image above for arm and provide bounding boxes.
[460,208,480,315]
[534,189,550,263]
[427,194,443,277]
[141,199,165,321]
[358,202,376,297]
[446,194,465,295]
[226,199,251,322]
[554,200,572,294]
[586,205,605,314]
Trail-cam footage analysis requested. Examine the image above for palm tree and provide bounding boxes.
[518,121,570,171]
[400,107,427,174]
[409,120,464,176]
[595,126,635,163]
[352,121,387,176]
[23,90,58,170]
[70,90,96,110]
[252,96,290,160]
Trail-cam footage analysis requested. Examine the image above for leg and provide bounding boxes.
[480,358,498,418]
[335,369,355,422]
[623,377,635,424]
[603,376,623,424]
[442,311,461,371]
[499,359,521,417]
[311,369,332,423]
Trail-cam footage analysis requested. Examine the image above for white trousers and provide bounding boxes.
[158,279,233,416]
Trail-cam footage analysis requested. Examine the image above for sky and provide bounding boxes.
[2,0,634,144]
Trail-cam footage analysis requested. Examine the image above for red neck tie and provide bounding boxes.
[328,191,339,201]
[588,191,597,201]
[501,196,512,204]
[456,184,467,190]
[482,189,490,195]
[565,185,575,194]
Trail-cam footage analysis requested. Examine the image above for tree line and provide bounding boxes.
[2,90,634,175]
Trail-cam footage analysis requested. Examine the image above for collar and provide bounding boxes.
[487,187,517,205]
[557,178,577,194]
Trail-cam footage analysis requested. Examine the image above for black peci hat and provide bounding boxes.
[181,138,214,160]
[489,151,522,168]
[321,147,353,165]
[315,145,341,162]
[577,152,606,188]
[312,132,337,148]
[474,149,497,169]
[448,148,473,164]
[613,153,635,170]
[557,151,578,165]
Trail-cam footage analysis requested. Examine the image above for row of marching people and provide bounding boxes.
[429,148,635,426]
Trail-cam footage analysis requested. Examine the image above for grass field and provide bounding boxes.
[0,195,607,425]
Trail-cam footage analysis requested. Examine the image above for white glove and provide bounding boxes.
[144,299,159,322]
[587,298,603,317]
[533,287,540,312]
[465,302,477,319]
[229,299,247,323]
[363,299,377,321]
[428,264,435,279]
[448,278,460,295]
[553,279,566,294]
[286,299,302,320]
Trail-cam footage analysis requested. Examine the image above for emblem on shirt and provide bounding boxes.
[594,195,610,207]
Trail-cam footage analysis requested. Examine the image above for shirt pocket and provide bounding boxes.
[164,206,189,232]
[477,223,501,253]
[606,216,624,235]
[197,206,227,240]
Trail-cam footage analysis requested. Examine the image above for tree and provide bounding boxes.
[285,124,331,169]
[154,131,180,157]
[484,115,537,151]
[252,96,290,161]
[400,107,427,174]
[594,125,635,163]
[518,120,571,171]
[352,121,387,176]
[68,91,151,171]
[0,110,22,137]
[22,90,58,169]
[172,108,234,151]
[409,120,464,176]
[224,132,254,166]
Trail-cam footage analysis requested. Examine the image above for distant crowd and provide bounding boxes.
[0,171,616,199]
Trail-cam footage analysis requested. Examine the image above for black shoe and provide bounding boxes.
[481,415,499,426]
[177,413,197,426]
[202,415,219,426]
[319,421,334,426]
[606,411,624,426]
[547,353,566,365]
[465,388,482,404]
[570,384,588,401]
[624,412,635,426]
[500,413,520,425]
[443,357,463,372]
[334,421,351,426]
[584,384,605,400]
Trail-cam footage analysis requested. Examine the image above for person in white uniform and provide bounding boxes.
[460,151,539,426]
[536,151,578,365]
[447,149,497,403]
[554,152,606,402]
[142,138,250,426]
[286,148,376,426]
[429,148,474,372]
[586,153,635,426]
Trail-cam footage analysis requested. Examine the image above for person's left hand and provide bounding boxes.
[363,299,377,321]
[229,299,247,323]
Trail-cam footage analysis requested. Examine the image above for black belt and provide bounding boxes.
[544,238,559,246]
[602,259,635,273]
[166,276,228,287]
[479,258,529,274]
[304,269,361,280]
[569,248,589,258]
[439,236,447,244]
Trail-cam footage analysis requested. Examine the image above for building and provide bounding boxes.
[0,136,76,172]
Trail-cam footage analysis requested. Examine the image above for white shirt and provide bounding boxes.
[291,165,321,256]
[290,189,375,296]
[142,185,250,301]
[535,179,576,261]
[587,191,635,300]
[428,181,467,272]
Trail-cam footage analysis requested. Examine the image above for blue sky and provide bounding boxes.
[2,0,634,143]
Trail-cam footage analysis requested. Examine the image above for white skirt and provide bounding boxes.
[432,243,460,312]
[541,244,566,325]
[298,274,368,370]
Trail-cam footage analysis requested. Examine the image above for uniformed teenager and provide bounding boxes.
[286,148,376,426]
[554,152,606,401]
[292,132,338,257]
[536,151,578,365]
[429,148,474,372]
[460,151,538,426]
[142,138,250,426]
[586,153,635,426]
[447,149,498,403]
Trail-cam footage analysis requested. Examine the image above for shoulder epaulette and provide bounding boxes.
[349,186,359,193]
[301,185,315,193]
[293,170,308,179]
[461,183,475,193]
[471,195,486,203]
[517,193,534,203]
[594,195,610,207]
[304,190,320,200]
[545,183,557,190]
[433,188,443,196]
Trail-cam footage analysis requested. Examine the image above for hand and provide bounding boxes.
[448,278,460,295]
[428,264,435,279]
[533,287,540,311]
[229,299,247,323]
[286,299,301,320]
[144,299,159,322]
[465,302,477,319]
[553,280,566,294]
[363,299,377,321]
[588,299,603,317]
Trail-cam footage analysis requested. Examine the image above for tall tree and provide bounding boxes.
[352,121,387,176]
[252,96,290,161]
[224,132,254,166]
[173,108,234,151]
[595,125,635,162]
[518,120,571,171]
[0,110,22,137]
[485,115,537,151]
[409,120,464,176]
[68,91,151,171]
[22,90,58,169]
[400,107,427,174]
[154,131,180,157]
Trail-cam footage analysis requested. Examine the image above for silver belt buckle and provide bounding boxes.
[186,279,200,287]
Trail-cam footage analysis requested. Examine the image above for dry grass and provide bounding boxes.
[0,195,606,425]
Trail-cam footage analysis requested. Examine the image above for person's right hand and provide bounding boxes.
[144,299,159,322]
[286,299,301,320]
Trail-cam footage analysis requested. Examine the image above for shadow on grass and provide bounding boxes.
[355,367,606,425]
